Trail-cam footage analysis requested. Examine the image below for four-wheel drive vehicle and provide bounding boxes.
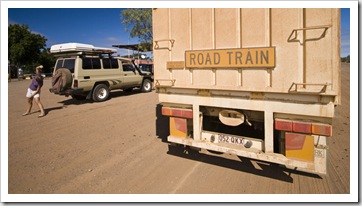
[49,43,153,102]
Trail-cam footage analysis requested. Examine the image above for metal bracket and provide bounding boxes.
[288,25,331,45]
[288,82,331,94]
[154,39,175,51]
[155,79,176,87]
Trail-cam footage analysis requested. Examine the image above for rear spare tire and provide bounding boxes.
[51,68,72,94]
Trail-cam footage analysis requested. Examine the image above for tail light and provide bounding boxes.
[312,123,332,136]
[275,118,332,136]
[162,107,193,119]
[293,121,312,134]
[73,79,78,88]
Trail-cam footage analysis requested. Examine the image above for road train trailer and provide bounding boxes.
[152,8,340,174]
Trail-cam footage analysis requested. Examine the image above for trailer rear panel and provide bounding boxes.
[153,8,340,174]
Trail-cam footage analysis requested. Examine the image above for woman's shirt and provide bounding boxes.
[29,75,43,91]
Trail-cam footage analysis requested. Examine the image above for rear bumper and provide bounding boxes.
[49,88,84,96]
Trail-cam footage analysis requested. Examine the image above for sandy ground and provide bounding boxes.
[6,63,350,200]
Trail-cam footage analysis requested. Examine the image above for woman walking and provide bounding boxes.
[22,65,45,118]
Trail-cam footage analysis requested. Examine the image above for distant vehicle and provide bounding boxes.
[49,43,154,102]
[135,59,154,74]
[17,68,24,80]
[153,8,341,175]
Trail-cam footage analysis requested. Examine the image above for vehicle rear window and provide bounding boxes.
[55,60,63,70]
[83,58,101,70]
[63,59,75,73]
[55,58,75,73]
[102,58,119,69]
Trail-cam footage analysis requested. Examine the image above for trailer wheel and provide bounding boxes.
[141,79,152,92]
[92,84,109,102]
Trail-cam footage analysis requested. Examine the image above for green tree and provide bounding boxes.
[341,55,350,63]
[120,9,153,52]
[8,24,47,69]
[38,49,56,74]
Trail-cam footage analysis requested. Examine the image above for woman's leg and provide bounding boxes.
[33,97,45,116]
[23,97,33,115]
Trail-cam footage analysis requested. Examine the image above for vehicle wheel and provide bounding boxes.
[51,68,72,94]
[71,94,86,100]
[141,79,152,92]
[92,84,110,102]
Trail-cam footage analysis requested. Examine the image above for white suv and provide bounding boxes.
[49,43,153,102]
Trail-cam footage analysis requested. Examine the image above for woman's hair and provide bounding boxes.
[36,75,44,82]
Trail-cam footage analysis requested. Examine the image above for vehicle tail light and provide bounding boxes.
[312,123,332,136]
[275,118,293,131]
[275,118,332,136]
[73,79,78,88]
[162,107,193,119]
[293,121,312,134]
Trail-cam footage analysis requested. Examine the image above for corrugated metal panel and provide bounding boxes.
[153,8,340,104]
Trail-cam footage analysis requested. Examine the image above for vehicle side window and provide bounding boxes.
[92,58,101,69]
[102,58,119,69]
[82,58,92,69]
[102,59,111,69]
[111,59,119,69]
[122,64,134,72]
[83,58,101,70]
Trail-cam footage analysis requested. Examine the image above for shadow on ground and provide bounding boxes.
[166,145,321,183]
[58,89,145,105]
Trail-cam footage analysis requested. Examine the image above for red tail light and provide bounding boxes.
[293,121,312,134]
[162,107,193,119]
[275,118,292,131]
[275,118,332,136]
[312,123,332,136]
[73,79,78,88]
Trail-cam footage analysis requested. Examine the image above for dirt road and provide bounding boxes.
[7,63,350,200]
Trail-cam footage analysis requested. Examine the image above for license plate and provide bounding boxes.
[217,134,252,148]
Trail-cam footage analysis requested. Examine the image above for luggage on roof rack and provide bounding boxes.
[50,43,117,54]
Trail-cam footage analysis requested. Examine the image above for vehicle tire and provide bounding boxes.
[141,79,152,92]
[51,68,72,94]
[92,84,110,102]
[71,94,87,100]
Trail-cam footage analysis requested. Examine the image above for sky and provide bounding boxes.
[7,8,351,58]
[8,8,139,57]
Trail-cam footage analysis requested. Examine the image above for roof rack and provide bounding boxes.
[50,43,117,55]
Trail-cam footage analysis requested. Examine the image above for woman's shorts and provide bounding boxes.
[26,88,40,98]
